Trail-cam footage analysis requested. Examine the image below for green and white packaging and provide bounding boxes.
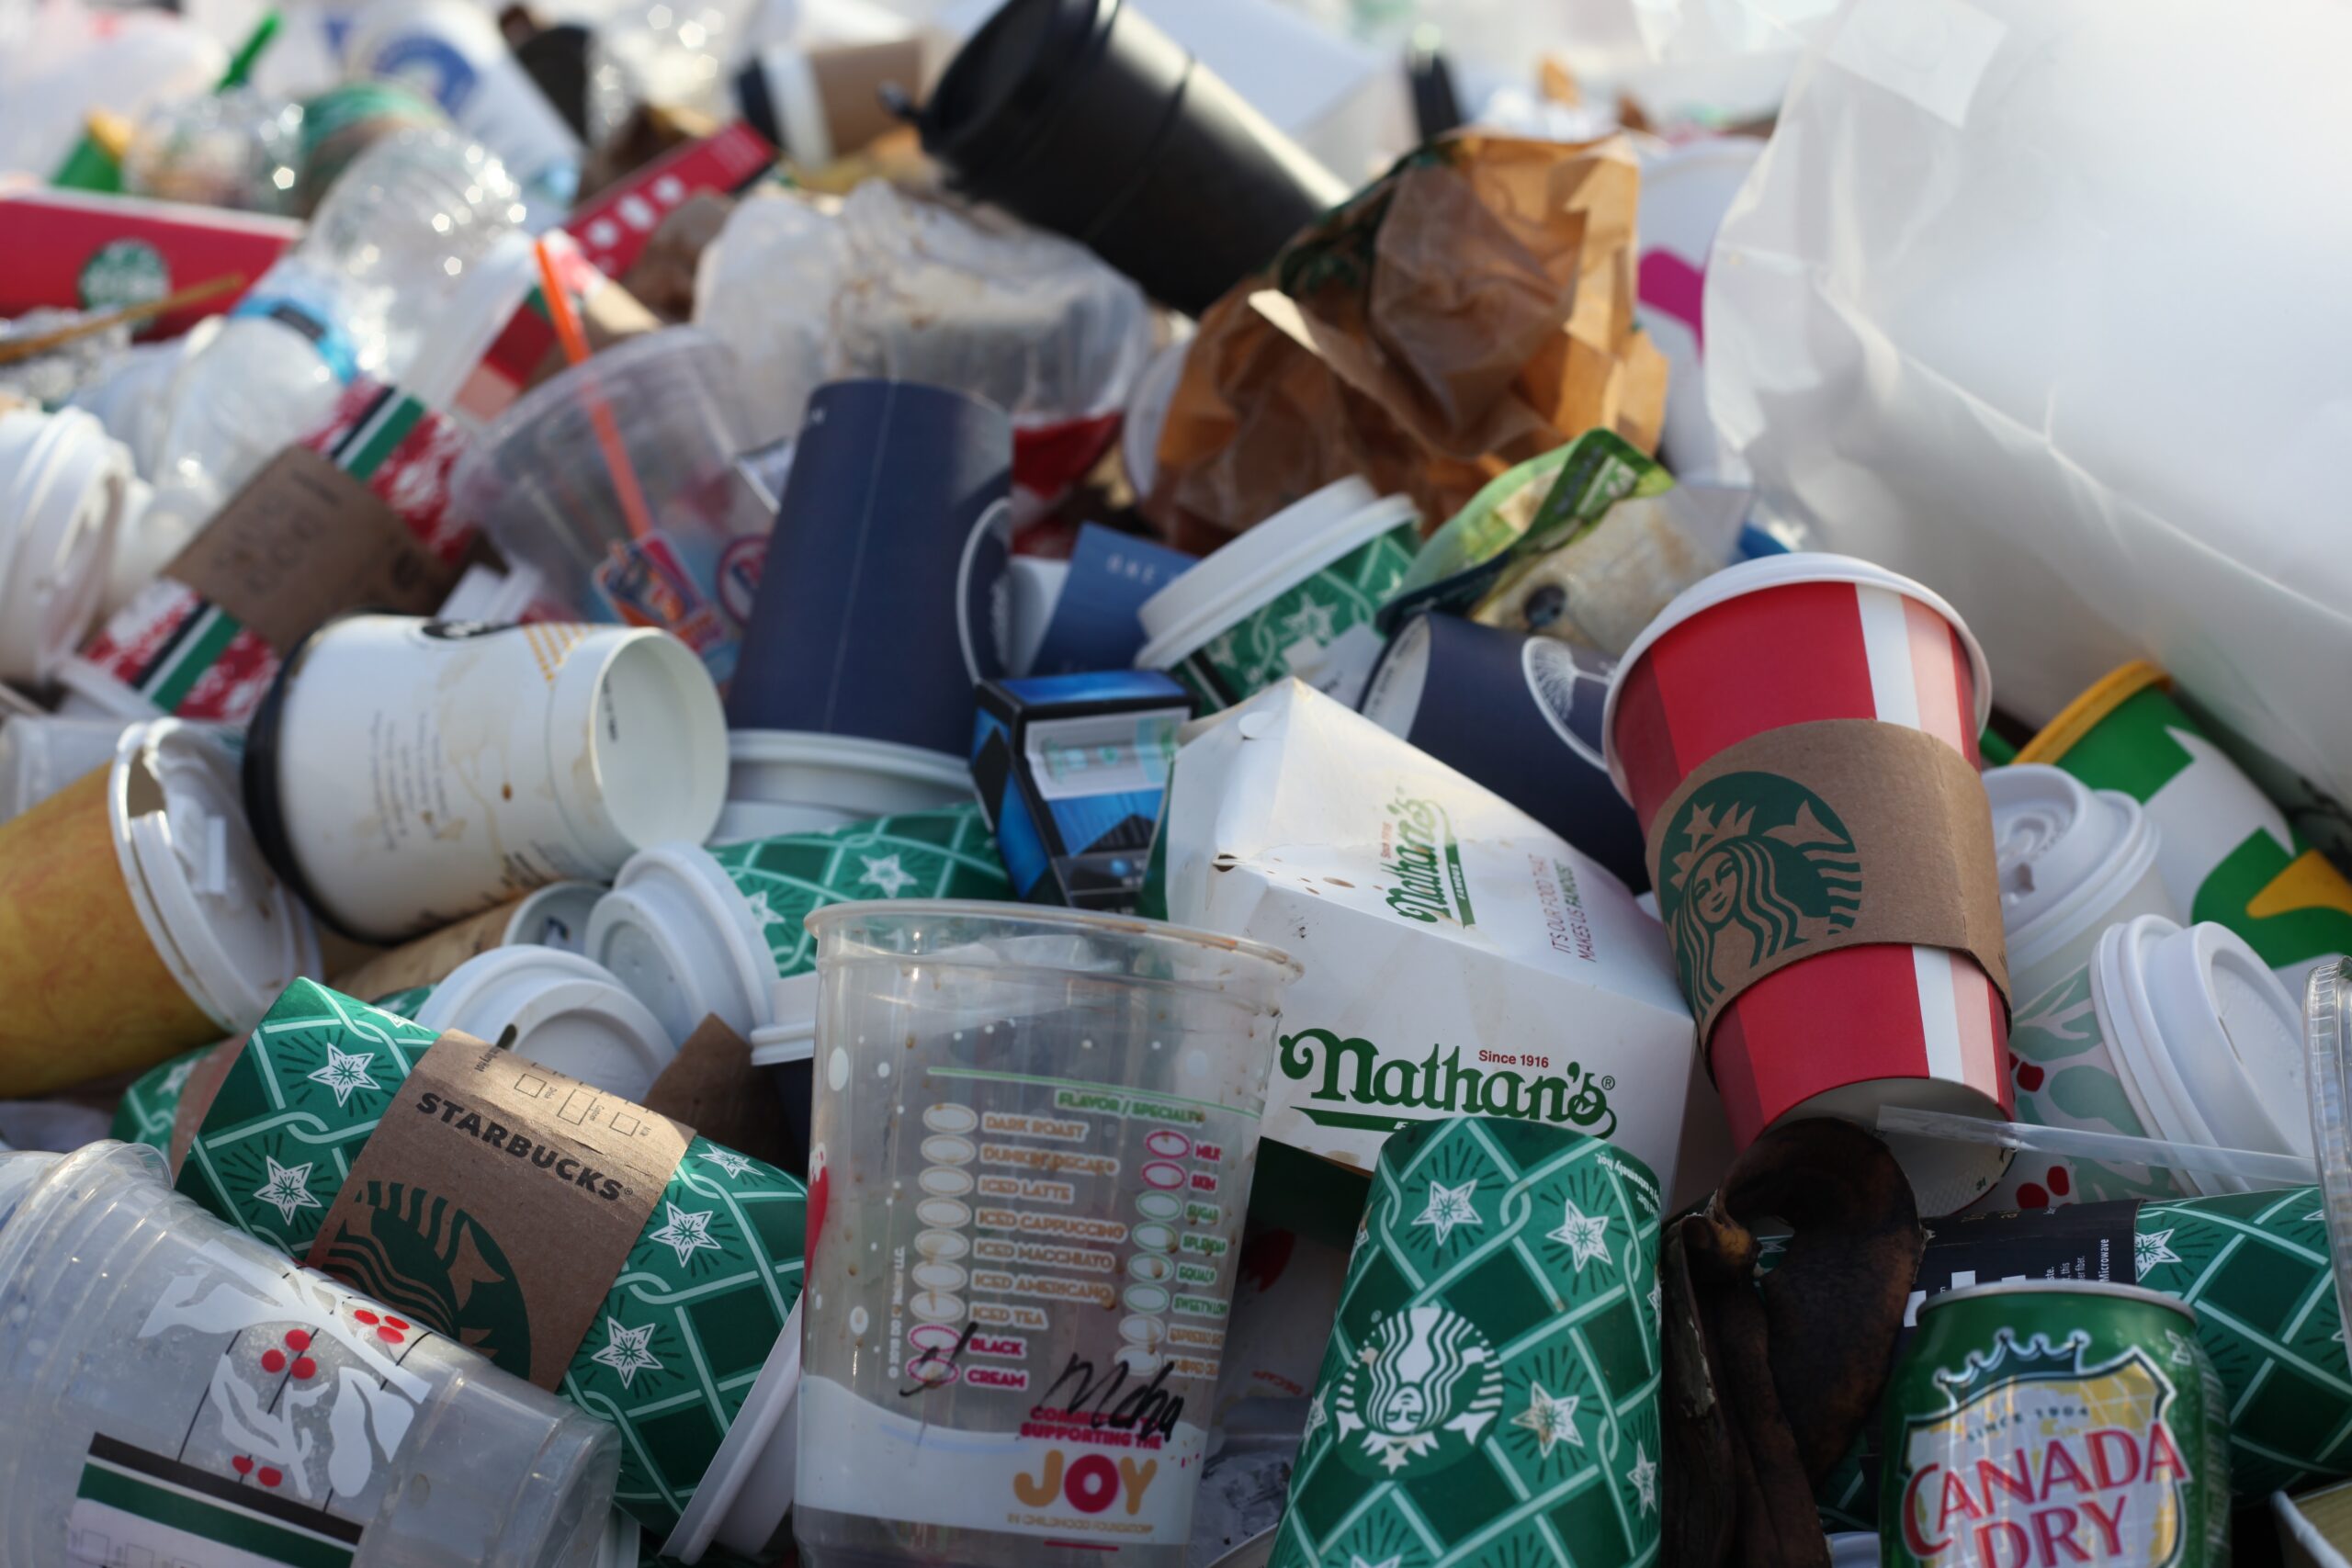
[175,978,806,1553]
[1272,1115,1664,1568]
[1161,680,1718,1209]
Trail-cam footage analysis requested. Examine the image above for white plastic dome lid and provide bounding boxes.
[1134,476,1419,668]
[110,720,321,1032]
[0,406,130,689]
[585,842,776,1042]
[1985,765,2153,954]
[2099,916,2310,1187]
[414,945,677,1100]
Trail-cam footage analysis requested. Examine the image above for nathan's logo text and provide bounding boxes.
[1382,792,1476,927]
[1278,1029,1616,1137]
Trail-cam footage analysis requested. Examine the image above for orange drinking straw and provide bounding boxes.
[534,237,654,542]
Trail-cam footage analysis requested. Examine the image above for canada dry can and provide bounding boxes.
[1881,1280,2230,1568]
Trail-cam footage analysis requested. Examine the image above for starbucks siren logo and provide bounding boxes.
[78,239,170,312]
[1331,1303,1505,1477]
[1656,772,1860,1011]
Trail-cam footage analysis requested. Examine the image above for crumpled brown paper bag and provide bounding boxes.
[1148,132,1668,554]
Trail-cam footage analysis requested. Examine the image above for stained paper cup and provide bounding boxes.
[244,616,727,942]
[413,946,676,1100]
[588,804,1015,1042]
[711,728,975,847]
[0,720,317,1099]
[1269,1116,1664,1568]
[2018,660,2352,979]
[1604,552,2007,1214]
[1986,916,2308,1212]
[1136,477,1420,711]
[177,978,808,1555]
[0,1141,621,1568]
[1987,763,2177,1004]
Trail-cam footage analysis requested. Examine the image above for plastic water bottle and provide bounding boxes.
[142,128,524,541]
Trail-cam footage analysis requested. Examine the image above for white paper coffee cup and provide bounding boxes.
[246,616,727,942]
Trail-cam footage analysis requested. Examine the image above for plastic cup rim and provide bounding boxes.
[805,897,1302,984]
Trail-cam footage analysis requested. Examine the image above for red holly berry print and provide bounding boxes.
[231,1456,254,1476]
[259,1468,283,1488]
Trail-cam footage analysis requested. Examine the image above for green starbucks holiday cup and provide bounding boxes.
[113,1042,213,1153]
[1271,1116,1664,1568]
[175,977,807,1561]
[2017,661,2352,977]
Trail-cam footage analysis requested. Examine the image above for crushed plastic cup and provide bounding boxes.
[795,900,1298,1568]
[452,328,775,686]
[0,1139,623,1567]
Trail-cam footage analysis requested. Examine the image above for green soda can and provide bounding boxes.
[1881,1281,2230,1568]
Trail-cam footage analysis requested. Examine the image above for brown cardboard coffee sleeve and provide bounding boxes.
[1645,719,2010,1041]
[307,1032,691,1389]
[167,446,461,653]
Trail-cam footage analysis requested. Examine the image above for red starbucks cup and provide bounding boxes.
[1604,554,2009,1214]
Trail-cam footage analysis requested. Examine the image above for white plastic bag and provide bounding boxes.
[1708,0,2352,808]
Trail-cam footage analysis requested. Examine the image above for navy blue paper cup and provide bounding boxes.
[728,379,1014,757]
[1359,613,1651,892]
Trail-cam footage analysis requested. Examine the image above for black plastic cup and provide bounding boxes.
[727,379,1014,759]
[1359,612,1652,893]
[916,0,1350,316]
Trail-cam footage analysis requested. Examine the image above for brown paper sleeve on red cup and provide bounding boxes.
[306,1032,693,1389]
[1645,718,2010,1043]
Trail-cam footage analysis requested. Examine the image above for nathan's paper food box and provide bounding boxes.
[1163,680,1718,1204]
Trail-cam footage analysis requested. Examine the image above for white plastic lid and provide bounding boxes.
[662,1295,802,1562]
[727,728,974,804]
[1601,551,1993,798]
[2098,916,2310,1193]
[503,879,606,953]
[110,720,321,1032]
[1357,610,1434,735]
[414,946,678,1101]
[0,407,130,688]
[1134,477,1419,669]
[1985,765,2154,973]
[585,842,777,1042]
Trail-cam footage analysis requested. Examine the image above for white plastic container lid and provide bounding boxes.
[414,946,678,1101]
[2096,915,2310,1194]
[0,407,130,689]
[726,728,973,813]
[585,842,777,1042]
[660,1297,802,1561]
[109,720,321,1032]
[1986,765,2162,977]
[1601,551,1994,799]
[1134,476,1419,670]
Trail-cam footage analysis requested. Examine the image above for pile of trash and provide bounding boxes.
[3,0,2350,1563]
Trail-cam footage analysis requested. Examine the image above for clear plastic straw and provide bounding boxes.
[1875,1103,2318,1189]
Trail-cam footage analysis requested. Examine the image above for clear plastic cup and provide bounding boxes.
[796,901,1297,1568]
[0,1140,620,1568]
[453,327,775,686]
